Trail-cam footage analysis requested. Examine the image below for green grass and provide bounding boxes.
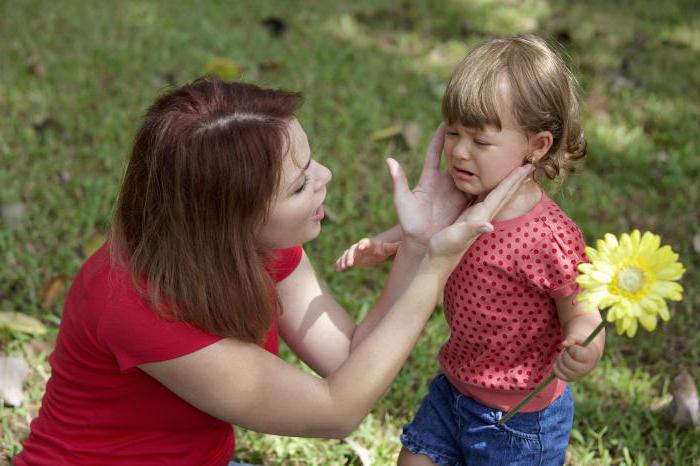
[1,0,699,464]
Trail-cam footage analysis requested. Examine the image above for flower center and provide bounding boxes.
[609,260,654,301]
[616,265,645,293]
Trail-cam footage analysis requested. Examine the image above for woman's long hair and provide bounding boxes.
[111,78,303,343]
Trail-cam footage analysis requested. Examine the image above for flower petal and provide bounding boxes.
[639,312,657,332]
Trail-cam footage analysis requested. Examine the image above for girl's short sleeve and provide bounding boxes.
[522,224,588,298]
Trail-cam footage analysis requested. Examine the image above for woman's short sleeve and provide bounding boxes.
[267,245,303,283]
[99,245,303,371]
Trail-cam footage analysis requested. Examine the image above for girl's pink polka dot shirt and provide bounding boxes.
[440,193,588,412]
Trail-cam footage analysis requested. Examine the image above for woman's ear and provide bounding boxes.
[529,131,554,162]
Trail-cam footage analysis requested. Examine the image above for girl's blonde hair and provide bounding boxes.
[442,34,586,181]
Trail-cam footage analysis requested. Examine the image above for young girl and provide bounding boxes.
[336,35,605,465]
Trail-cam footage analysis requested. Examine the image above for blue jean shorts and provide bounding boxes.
[400,374,574,466]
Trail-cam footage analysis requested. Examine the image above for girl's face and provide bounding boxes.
[259,118,332,249]
[444,112,532,199]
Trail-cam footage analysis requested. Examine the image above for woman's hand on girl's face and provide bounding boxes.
[426,164,532,260]
[387,124,531,254]
[388,124,472,244]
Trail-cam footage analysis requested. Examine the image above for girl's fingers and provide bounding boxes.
[553,360,574,382]
[557,350,590,379]
[566,345,594,364]
[336,252,348,272]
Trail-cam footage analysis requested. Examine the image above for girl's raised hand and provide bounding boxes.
[335,238,400,272]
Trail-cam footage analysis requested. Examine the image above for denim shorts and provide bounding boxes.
[400,374,574,466]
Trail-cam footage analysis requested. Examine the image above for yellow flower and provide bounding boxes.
[576,230,685,337]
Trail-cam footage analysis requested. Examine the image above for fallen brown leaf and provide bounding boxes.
[83,233,106,258]
[40,275,68,309]
[667,368,699,428]
[26,58,46,77]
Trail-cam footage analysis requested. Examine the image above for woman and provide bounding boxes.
[15,78,530,465]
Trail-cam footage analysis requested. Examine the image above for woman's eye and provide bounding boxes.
[446,131,459,136]
[294,176,309,194]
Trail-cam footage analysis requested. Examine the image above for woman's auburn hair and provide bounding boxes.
[111,78,303,343]
[442,34,587,182]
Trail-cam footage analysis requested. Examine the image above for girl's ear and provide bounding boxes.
[529,131,554,162]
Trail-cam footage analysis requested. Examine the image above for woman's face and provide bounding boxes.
[259,118,332,249]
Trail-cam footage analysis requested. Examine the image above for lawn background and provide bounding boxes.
[1,0,698,464]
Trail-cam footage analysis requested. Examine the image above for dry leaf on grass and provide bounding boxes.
[203,58,243,81]
[83,233,105,258]
[40,275,67,309]
[0,202,26,229]
[0,312,47,336]
[370,125,403,141]
[667,368,700,428]
[0,355,30,407]
[344,438,372,466]
[371,122,422,149]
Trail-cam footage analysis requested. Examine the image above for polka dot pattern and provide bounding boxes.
[439,195,588,393]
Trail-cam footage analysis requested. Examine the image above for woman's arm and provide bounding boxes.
[140,238,443,439]
[281,126,467,370]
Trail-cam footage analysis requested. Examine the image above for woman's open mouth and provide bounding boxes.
[313,204,325,221]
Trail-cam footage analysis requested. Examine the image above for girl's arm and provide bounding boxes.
[373,224,403,243]
[552,294,606,381]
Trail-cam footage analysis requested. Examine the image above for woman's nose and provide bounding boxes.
[313,161,332,190]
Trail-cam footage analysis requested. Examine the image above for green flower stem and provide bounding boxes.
[498,320,607,426]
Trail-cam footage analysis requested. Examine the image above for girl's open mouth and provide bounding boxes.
[453,168,478,181]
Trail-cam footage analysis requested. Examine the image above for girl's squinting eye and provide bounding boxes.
[294,176,309,194]
[474,139,490,146]
[446,131,459,136]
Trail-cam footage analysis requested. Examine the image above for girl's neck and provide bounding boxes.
[478,177,542,222]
